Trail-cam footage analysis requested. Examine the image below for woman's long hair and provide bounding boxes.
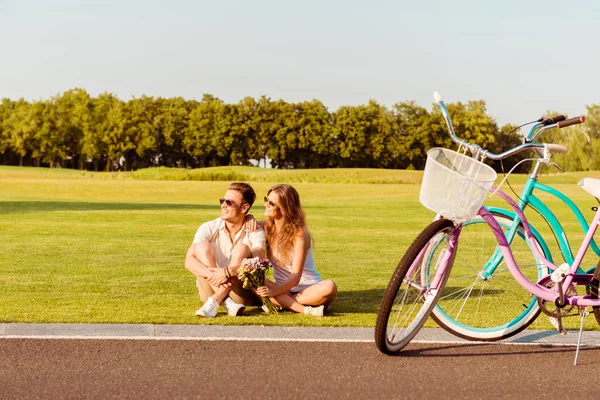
[264,184,306,262]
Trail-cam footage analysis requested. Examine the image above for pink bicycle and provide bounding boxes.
[375,93,594,364]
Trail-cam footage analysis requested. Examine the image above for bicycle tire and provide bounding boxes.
[430,212,549,341]
[375,219,457,355]
[592,264,600,325]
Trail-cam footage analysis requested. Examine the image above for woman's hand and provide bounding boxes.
[244,214,258,232]
[255,286,271,298]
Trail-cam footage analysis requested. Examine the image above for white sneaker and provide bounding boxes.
[304,305,325,317]
[196,297,218,318]
[223,297,245,316]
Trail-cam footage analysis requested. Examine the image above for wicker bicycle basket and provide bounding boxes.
[419,147,497,222]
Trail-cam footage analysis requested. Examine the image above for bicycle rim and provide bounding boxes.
[430,213,547,341]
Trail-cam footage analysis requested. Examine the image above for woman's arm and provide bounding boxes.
[244,215,264,232]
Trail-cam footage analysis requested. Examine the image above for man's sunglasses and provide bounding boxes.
[219,198,240,208]
[264,196,279,209]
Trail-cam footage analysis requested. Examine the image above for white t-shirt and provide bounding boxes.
[193,217,266,269]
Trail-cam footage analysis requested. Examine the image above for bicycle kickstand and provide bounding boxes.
[574,306,589,366]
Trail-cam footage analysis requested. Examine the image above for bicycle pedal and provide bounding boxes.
[549,317,567,335]
[551,263,571,283]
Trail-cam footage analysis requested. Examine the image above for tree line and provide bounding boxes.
[0,88,598,172]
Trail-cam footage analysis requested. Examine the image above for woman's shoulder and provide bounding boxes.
[293,226,310,253]
[294,225,309,239]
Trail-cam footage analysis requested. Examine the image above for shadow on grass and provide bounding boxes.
[0,201,219,213]
[329,286,507,315]
[333,288,386,314]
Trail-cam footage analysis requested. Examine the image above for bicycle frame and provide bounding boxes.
[480,186,600,307]
[483,173,600,279]
[519,180,600,267]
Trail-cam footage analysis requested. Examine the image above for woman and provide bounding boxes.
[255,184,337,316]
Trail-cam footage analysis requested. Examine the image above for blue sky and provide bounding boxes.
[1,0,598,126]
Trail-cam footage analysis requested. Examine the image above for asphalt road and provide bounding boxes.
[2,338,599,399]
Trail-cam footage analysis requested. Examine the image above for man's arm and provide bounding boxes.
[251,247,266,259]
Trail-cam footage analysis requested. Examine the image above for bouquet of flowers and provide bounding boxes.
[238,257,279,314]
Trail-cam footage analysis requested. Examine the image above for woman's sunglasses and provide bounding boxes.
[264,196,279,209]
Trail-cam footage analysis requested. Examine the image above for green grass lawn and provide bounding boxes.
[2,165,600,330]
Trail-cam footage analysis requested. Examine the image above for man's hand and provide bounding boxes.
[207,268,229,287]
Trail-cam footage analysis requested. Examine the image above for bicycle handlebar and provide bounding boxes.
[528,114,584,143]
[434,91,583,161]
[545,143,568,154]
[557,116,586,128]
[539,115,566,126]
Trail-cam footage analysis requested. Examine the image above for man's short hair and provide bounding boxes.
[228,182,256,209]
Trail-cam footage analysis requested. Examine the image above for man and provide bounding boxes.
[185,182,266,317]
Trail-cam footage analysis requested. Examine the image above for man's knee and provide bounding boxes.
[194,241,216,266]
[230,243,251,263]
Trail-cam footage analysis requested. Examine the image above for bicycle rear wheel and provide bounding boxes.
[375,219,457,354]
[591,264,600,325]
[430,212,549,341]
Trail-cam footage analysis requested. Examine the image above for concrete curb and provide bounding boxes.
[2,323,600,346]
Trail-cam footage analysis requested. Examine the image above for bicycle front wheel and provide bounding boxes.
[375,219,457,354]
[430,212,549,341]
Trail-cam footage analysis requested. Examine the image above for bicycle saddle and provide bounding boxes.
[578,178,600,198]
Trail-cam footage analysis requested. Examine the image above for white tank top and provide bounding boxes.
[272,246,322,293]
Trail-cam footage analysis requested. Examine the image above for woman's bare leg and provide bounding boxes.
[263,279,305,313]
[293,280,338,306]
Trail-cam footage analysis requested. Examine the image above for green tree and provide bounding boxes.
[123,95,161,169]
[584,105,600,171]
[250,96,284,168]
[390,101,438,169]
[103,99,129,171]
[0,99,15,164]
[28,100,57,167]
[3,99,34,166]
[232,97,259,165]
[290,100,335,168]
[184,95,235,167]
[54,88,92,168]
[86,93,121,170]
[445,100,499,150]
[155,97,195,167]
[333,100,393,168]
[264,100,296,169]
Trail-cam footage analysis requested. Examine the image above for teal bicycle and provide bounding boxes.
[428,98,588,341]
